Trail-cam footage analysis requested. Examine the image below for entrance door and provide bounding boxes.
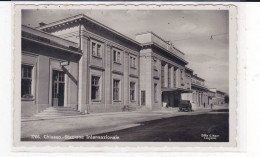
[52,70,65,107]
[141,91,145,106]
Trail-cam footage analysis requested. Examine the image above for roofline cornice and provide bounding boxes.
[136,31,185,55]
[23,25,78,45]
[192,75,205,81]
[185,67,194,73]
[36,14,141,48]
[141,42,188,65]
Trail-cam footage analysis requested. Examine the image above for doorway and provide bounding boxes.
[52,70,65,107]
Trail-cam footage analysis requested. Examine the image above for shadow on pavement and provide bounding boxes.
[210,109,229,112]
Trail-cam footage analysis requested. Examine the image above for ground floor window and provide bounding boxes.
[113,79,120,101]
[168,67,171,87]
[21,65,33,98]
[154,83,158,102]
[91,76,100,100]
[130,82,135,101]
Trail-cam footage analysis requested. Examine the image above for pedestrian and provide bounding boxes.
[211,103,213,109]
[204,102,205,108]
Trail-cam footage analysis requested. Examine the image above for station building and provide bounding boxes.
[21,14,224,117]
[136,32,191,110]
[21,14,141,117]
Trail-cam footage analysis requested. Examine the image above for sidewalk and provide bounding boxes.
[21,105,228,140]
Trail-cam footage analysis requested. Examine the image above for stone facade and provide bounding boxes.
[136,32,191,110]
[209,88,226,105]
[21,15,141,117]
[21,14,227,117]
[181,69,210,109]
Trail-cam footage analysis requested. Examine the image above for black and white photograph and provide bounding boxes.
[13,4,237,147]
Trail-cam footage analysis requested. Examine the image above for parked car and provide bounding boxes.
[178,100,193,112]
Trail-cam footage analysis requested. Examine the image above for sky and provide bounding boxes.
[22,9,229,94]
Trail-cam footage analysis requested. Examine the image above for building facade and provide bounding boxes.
[136,32,191,110]
[22,25,82,117]
[191,74,210,108]
[21,14,226,117]
[209,88,226,105]
[22,14,141,117]
[181,73,210,109]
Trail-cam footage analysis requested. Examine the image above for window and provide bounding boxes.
[130,56,136,68]
[113,50,121,63]
[154,83,158,102]
[130,82,135,101]
[21,65,33,98]
[173,68,176,88]
[181,70,185,86]
[168,67,171,87]
[181,70,184,80]
[153,58,158,71]
[113,79,120,101]
[161,64,165,87]
[91,76,100,100]
[92,43,96,56]
[97,44,101,57]
[117,52,121,63]
[92,42,102,57]
[113,51,117,62]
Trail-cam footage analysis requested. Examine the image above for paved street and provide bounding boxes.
[95,111,229,142]
[21,105,228,142]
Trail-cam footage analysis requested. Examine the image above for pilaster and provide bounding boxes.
[105,44,112,104]
[78,25,89,112]
[124,51,129,105]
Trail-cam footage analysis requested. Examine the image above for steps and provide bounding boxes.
[32,107,85,118]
